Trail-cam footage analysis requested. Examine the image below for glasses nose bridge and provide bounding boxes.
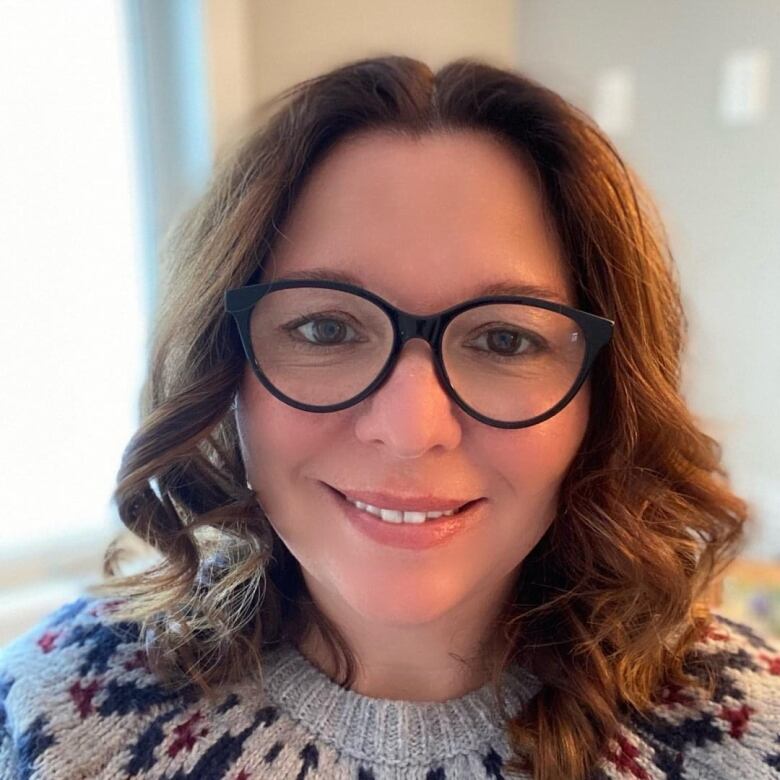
[396,310,442,349]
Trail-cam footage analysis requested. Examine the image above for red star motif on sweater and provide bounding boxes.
[605,733,651,779]
[123,648,152,673]
[757,653,780,675]
[235,770,251,780]
[36,629,62,654]
[167,710,210,757]
[719,703,754,739]
[653,682,697,707]
[69,678,101,719]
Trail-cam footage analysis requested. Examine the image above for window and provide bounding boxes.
[0,1,145,563]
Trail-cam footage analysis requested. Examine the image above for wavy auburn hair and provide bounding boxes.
[89,55,751,780]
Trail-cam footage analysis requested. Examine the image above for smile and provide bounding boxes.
[341,496,466,524]
[321,482,487,550]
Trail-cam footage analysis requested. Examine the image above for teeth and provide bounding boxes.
[347,498,456,524]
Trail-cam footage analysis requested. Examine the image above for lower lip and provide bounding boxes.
[322,483,487,550]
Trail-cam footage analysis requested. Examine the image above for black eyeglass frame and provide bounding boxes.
[225,278,615,430]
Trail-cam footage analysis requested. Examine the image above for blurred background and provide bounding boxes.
[1,0,779,643]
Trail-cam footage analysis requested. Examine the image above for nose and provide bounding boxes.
[353,338,463,458]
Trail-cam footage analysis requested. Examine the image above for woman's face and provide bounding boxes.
[236,130,589,639]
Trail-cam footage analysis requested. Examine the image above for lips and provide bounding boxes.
[323,483,480,513]
[325,482,488,549]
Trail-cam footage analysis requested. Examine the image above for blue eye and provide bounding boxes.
[284,313,366,347]
[467,327,546,360]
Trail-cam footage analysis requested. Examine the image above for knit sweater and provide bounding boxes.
[0,597,778,779]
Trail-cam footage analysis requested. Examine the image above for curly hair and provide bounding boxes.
[88,55,752,780]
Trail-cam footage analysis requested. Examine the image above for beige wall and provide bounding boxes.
[203,0,516,157]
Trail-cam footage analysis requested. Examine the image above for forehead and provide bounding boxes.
[263,130,574,308]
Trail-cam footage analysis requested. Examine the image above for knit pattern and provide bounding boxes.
[0,596,778,779]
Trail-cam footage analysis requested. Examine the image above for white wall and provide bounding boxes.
[203,0,517,156]
[515,0,780,558]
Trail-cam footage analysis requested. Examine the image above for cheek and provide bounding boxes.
[474,388,590,578]
[236,367,318,463]
[235,366,342,513]
[486,385,590,502]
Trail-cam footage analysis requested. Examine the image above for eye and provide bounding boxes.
[285,314,363,346]
[468,327,545,358]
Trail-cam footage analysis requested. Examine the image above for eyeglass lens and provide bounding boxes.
[249,287,587,424]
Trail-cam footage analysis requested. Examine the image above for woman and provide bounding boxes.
[1,55,778,780]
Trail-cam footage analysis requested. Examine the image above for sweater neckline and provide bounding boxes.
[258,640,542,766]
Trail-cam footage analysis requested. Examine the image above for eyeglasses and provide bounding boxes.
[224,278,614,429]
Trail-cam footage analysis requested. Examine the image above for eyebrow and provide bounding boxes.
[276,268,569,305]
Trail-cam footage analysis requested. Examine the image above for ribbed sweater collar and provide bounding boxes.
[259,641,542,766]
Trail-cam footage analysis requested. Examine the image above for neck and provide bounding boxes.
[294,576,513,702]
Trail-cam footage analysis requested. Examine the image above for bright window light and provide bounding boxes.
[0,1,145,556]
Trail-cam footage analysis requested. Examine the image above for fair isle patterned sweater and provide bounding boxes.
[0,597,779,780]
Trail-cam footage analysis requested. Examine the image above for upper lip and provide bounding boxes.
[324,483,481,512]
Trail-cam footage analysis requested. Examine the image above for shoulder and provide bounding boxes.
[0,596,150,693]
[0,596,201,779]
[607,612,780,780]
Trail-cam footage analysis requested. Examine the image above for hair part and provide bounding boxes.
[89,55,750,780]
